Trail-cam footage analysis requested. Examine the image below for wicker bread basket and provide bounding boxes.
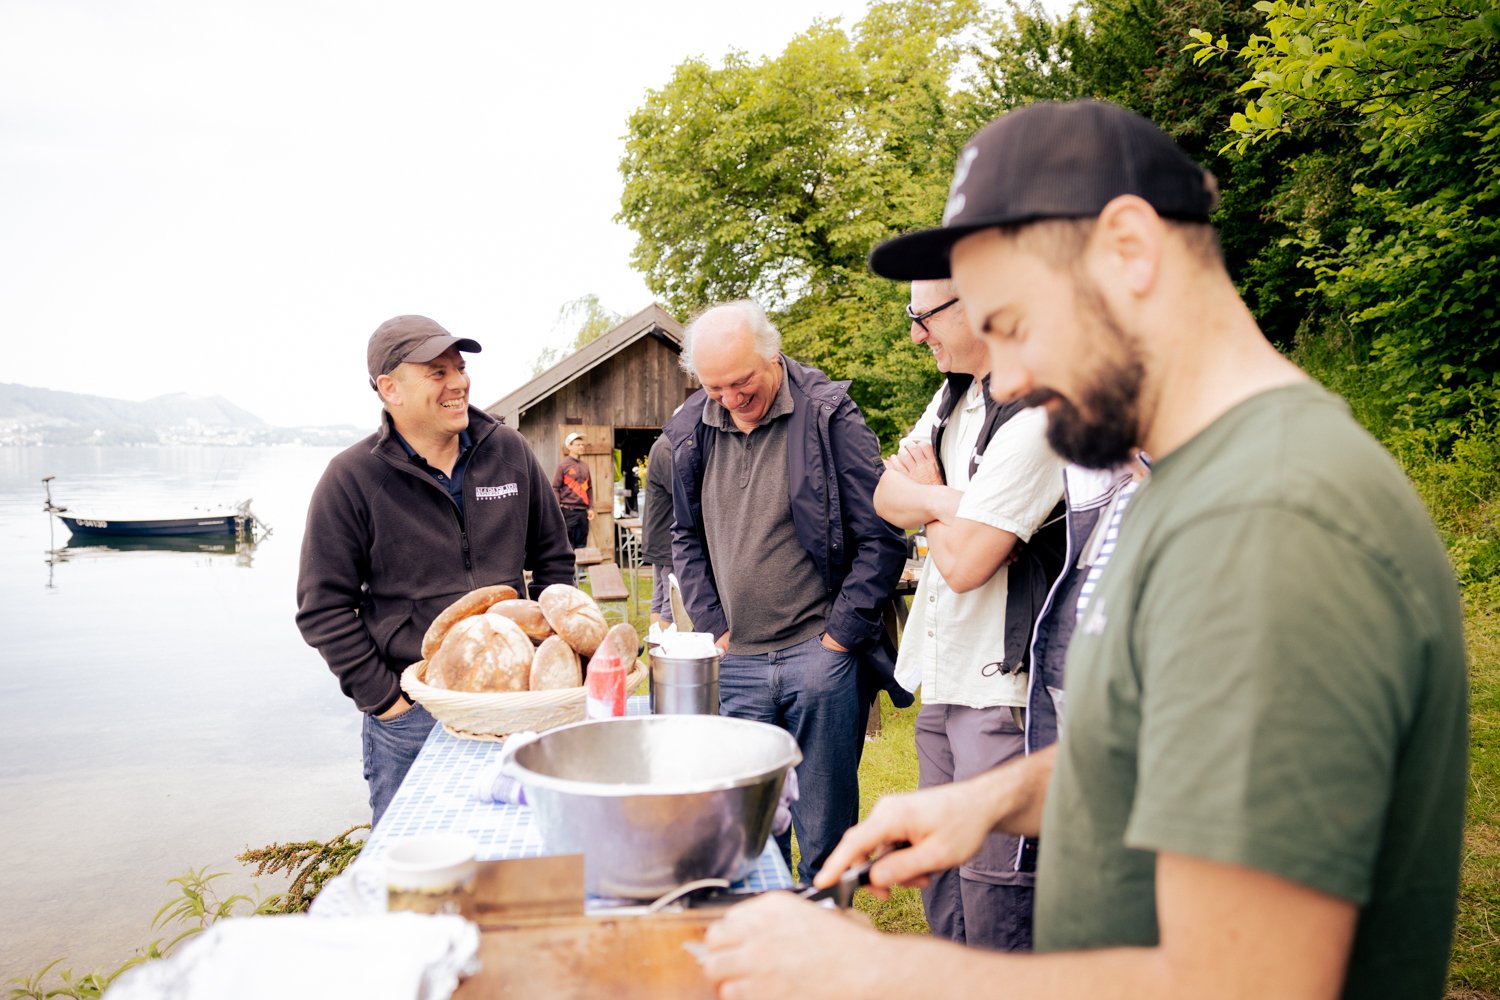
[401,657,648,742]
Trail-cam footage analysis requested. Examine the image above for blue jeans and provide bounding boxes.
[719,635,862,880]
[362,702,436,828]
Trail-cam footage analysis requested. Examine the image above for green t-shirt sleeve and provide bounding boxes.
[1123,505,1420,903]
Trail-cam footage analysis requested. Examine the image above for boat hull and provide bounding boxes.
[59,515,253,538]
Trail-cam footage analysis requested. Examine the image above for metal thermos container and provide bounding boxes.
[649,650,720,715]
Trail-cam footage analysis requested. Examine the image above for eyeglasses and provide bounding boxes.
[905,297,959,334]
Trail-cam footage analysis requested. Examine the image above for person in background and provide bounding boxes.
[552,431,594,549]
[874,279,1065,950]
[641,425,676,626]
[296,315,575,826]
[665,300,907,878]
[702,99,1469,1000]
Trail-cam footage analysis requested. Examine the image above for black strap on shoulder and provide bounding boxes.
[930,373,1027,480]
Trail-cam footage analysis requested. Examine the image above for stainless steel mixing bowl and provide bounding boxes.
[508,714,802,898]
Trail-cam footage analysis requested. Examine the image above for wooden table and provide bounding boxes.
[365,698,795,999]
[614,517,644,615]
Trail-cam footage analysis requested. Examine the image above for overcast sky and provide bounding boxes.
[2,0,921,428]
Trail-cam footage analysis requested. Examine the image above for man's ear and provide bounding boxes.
[375,372,402,408]
[1087,194,1163,299]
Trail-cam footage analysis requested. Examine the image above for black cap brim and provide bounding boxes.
[869,222,991,281]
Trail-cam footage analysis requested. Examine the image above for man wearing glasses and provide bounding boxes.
[874,280,1066,950]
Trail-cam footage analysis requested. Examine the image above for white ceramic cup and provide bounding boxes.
[384,833,479,913]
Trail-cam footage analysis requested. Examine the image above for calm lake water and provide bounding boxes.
[0,445,371,982]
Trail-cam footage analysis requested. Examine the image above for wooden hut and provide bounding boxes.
[486,304,696,558]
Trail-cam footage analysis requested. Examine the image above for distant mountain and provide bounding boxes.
[0,383,363,446]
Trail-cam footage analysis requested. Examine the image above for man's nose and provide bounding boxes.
[910,321,927,345]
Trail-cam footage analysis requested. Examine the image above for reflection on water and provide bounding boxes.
[0,446,371,980]
[47,534,262,574]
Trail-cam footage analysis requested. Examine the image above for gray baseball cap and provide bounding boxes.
[367,315,481,388]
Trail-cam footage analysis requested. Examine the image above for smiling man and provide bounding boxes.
[702,101,1468,1000]
[874,278,1064,951]
[296,314,574,825]
[664,300,907,879]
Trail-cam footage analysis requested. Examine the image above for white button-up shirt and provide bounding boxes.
[894,383,1065,708]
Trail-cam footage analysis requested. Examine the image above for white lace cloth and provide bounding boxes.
[104,913,479,1000]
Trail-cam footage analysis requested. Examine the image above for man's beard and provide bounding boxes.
[1021,284,1146,470]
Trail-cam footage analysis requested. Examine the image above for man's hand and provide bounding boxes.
[813,782,998,898]
[715,632,730,654]
[376,696,412,721]
[819,632,849,653]
[703,894,884,1000]
[885,441,943,486]
[587,508,596,521]
[816,747,1056,897]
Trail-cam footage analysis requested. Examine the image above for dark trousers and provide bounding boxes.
[915,702,1035,951]
[562,507,589,548]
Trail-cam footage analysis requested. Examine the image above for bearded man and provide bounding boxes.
[701,100,1468,1000]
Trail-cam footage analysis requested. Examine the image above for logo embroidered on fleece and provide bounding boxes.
[475,484,519,500]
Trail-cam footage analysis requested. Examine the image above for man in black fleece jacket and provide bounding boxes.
[296,315,575,824]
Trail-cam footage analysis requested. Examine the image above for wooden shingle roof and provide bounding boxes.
[485,303,684,421]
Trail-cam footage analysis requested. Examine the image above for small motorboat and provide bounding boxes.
[41,476,269,540]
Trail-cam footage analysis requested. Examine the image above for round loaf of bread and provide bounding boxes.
[604,622,641,666]
[538,584,608,657]
[421,584,519,659]
[426,613,533,693]
[529,635,582,690]
[487,599,554,644]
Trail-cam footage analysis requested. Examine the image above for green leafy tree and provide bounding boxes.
[617,0,995,443]
[1189,0,1500,445]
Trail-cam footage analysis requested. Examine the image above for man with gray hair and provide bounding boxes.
[664,300,907,878]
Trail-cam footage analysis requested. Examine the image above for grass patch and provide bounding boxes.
[1451,601,1500,997]
[855,689,929,934]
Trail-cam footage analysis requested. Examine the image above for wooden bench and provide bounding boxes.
[573,546,603,586]
[587,562,631,620]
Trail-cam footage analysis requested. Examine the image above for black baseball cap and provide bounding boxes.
[367,315,482,388]
[870,100,1219,281]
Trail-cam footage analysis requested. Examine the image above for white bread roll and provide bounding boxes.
[426,613,533,693]
[604,622,641,667]
[538,584,608,658]
[487,599,554,644]
[529,635,582,690]
[421,584,519,659]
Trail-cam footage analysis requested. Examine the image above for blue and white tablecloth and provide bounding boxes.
[315,697,792,918]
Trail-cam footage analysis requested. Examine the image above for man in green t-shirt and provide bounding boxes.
[701,100,1468,1000]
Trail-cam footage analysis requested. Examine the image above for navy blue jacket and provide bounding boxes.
[665,354,910,707]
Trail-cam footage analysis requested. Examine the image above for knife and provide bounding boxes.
[796,841,909,909]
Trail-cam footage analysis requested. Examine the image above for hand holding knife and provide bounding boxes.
[796,841,910,909]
